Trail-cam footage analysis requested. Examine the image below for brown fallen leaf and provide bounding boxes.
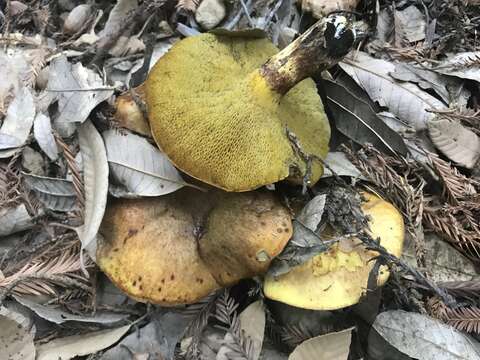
[297,0,359,19]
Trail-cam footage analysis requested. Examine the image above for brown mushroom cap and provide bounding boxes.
[97,189,292,305]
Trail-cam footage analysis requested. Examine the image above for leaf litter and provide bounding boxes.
[1,0,480,359]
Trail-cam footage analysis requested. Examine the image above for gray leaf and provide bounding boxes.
[394,5,425,44]
[0,306,36,360]
[33,113,59,161]
[370,310,480,360]
[289,328,353,360]
[47,56,113,135]
[0,87,35,158]
[103,130,186,197]
[13,295,126,325]
[36,325,131,360]
[0,204,34,237]
[433,51,480,82]
[321,152,365,179]
[428,118,480,169]
[324,80,407,155]
[340,52,446,130]
[77,120,109,262]
[23,172,77,211]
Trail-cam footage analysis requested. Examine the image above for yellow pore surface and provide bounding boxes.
[145,34,330,192]
[263,192,405,310]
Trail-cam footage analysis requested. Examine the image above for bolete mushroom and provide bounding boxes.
[144,15,356,191]
[97,188,292,305]
[263,192,405,310]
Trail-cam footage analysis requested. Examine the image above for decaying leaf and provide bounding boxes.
[77,120,109,262]
[402,234,477,283]
[390,63,469,107]
[46,56,113,136]
[288,328,353,360]
[0,204,34,237]
[370,310,480,360]
[99,323,163,360]
[340,52,446,130]
[321,152,365,179]
[269,194,333,277]
[0,307,36,360]
[33,113,59,161]
[433,52,480,82]
[102,130,186,197]
[238,300,266,360]
[0,87,35,158]
[324,80,407,155]
[13,295,126,325]
[428,118,480,169]
[36,324,131,360]
[23,173,77,212]
[394,5,425,44]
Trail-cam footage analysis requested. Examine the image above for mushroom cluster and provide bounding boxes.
[99,14,405,310]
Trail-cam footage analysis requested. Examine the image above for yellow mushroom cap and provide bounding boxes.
[97,188,292,306]
[145,33,330,192]
[263,192,405,310]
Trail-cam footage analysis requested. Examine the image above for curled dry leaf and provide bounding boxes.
[0,87,35,158]
[370,310,480,360]
[340,52,446,130]
[288,328,353,360]
[0,307,36,360]
[0,204,34,237]
[428,118,480,169]
[36,324,131,360]
[97,0,138,50]
[23,172,77,212]
[33,113,59,161]
[46,56,113,136]
[102,130,186,197]
[77,120,109,262]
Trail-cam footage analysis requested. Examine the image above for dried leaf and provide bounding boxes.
[23,173,77,212]
[0,204,34,237]
[103,130,186,197]
[324,80,407,155]
[77,120,109,262]
[288,328,352,360]
[428,118,480,169]
[0,87,35,158]
[321,152,365,179]
[13,295,126,325]
[394,5,425,44]
[390,63,469,107]
[269,195,334,277]
[299,0,358,18]
[370,310,480,360]
[47,56,113,136]
[238,301,266,360]
[33,113,59,161]
[99,323,163,360]
[340,52,446,130]
[177,0,199,13]
[402,233,477,283]
[36,324,131,360]
[433,52,480,82]
[0,307,35,360]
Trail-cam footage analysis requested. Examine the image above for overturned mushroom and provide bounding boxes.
[97,189,292,305]
[143,15,356,191]
[263,192,405,310]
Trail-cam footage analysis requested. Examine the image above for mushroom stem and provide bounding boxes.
[259,15,354,95]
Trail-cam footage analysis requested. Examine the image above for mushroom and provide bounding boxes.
[263,192,405,310]
[144,15,356,191]
[97,188,292,305]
